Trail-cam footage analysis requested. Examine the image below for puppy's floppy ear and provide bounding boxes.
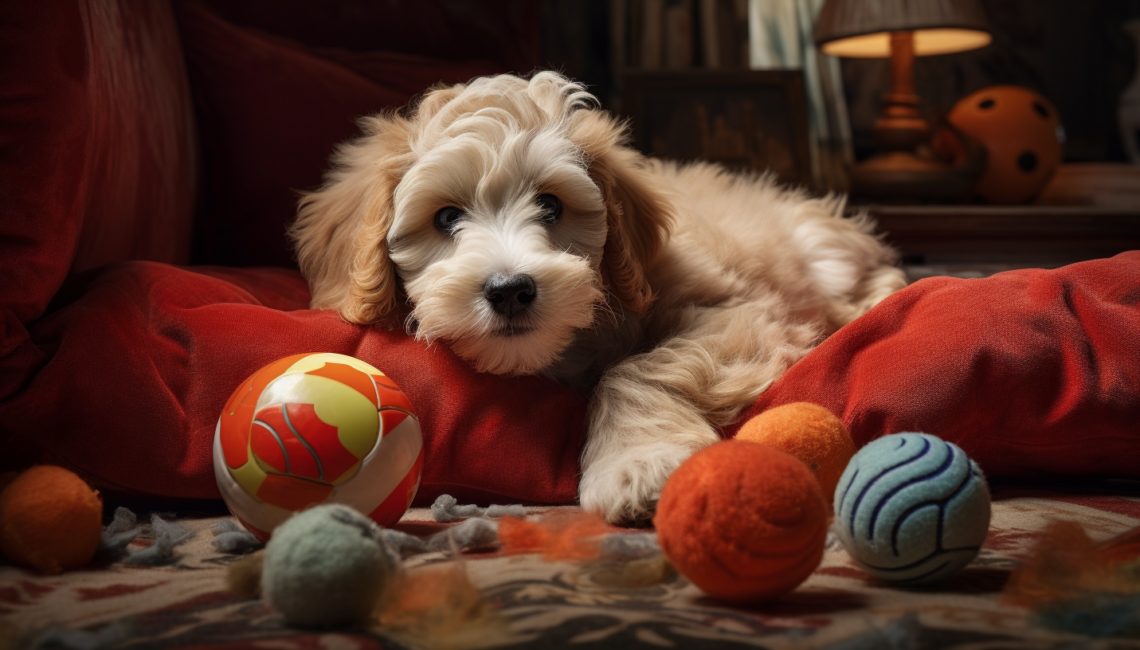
[290,113,413,324]
[572,112,674,313]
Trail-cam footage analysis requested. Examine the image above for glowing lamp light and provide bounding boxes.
[820,28,991,58]
[814,0,994,200]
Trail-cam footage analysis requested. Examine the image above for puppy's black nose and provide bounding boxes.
[484,273,537,318]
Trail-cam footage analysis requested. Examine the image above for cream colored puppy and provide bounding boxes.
[291,72,906,523]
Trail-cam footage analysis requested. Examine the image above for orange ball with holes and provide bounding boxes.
[948,85,1064,204]
[736,402,855,503]
[0,466,103,574]
[654,440,829,603]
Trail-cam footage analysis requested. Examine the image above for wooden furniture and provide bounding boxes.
[621,70,813,188]
[861,204,1140,268]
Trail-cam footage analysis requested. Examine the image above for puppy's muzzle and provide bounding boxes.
[484,273,536,319]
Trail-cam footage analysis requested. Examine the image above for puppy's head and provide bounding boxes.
[291,72,672,375]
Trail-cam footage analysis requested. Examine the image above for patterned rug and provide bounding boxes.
[2,483,1139,649]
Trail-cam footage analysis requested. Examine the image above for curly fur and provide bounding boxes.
[291,72,907,523]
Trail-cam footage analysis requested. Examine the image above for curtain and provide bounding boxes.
[748,0,853,192]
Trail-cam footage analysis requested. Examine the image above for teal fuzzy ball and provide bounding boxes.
[834,432,991,585]
[262,504,396,628]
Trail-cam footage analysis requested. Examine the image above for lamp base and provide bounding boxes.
[848,31,983,202]
[850,151,977,202]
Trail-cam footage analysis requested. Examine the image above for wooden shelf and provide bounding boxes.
[858,204,1140,266]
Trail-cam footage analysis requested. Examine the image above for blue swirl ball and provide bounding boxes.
[834,432,991,584]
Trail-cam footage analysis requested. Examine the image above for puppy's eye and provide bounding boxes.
[434,207,464,233]
[537,194,562,225]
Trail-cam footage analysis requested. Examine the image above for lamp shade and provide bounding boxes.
[814,0,992,58]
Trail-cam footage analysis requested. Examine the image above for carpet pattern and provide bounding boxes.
[2,485,1139,649]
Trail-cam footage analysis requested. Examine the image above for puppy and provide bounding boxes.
[290,72,907,523]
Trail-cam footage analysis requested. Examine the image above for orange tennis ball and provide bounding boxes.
[736,402,855,502]
[654,440,829,603]
[0,466,103,574]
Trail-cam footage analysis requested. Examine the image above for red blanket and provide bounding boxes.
[2,253,1138,504]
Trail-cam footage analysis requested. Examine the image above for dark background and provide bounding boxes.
[195,0,1140,164]
[537,0,1140,164]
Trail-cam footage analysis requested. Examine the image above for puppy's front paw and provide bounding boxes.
[579,442,695,525]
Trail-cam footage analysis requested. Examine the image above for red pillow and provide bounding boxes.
[729,252,1140,480]
[175,1,502,269]
[0,262,586,506]
[0,0,196,362]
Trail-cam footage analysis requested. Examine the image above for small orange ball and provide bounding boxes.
[654,440,829,603]
[736,402,856,503]
[0,466,103,574]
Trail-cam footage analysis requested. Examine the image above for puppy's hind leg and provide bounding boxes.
[790,200,908,329]
[578,298,819,524]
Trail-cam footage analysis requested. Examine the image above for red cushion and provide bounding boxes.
[729,252,1140,480]
[4,254,1136,507]
[0,262,586,506]
[0,0,196,357]
[175,2,502,268]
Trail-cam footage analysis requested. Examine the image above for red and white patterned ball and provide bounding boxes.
[212,353,423,541]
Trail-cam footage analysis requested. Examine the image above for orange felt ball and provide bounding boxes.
[654,440,829,603]
[0,466,103,574]
[736,402,855,502]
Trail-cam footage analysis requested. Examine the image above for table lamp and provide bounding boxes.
[814,0,993,200]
